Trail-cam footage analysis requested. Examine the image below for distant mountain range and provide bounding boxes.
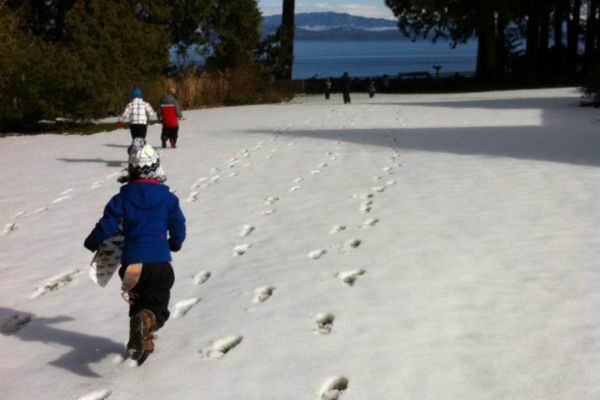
[262,12,406,41]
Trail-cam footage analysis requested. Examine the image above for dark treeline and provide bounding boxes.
[384,0,600,81]
[0,0,274,130]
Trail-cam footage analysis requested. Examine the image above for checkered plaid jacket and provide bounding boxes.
[118,98,157,125]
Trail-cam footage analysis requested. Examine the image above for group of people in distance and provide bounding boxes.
[325,72,386,104]
[117,86,184,149]
[84,86,188,364]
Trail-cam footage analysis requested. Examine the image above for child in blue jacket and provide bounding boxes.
[84,138,186,363]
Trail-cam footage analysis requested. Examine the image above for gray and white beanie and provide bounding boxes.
[127,138,166,180]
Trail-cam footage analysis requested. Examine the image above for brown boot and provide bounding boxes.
[127,310,157,361]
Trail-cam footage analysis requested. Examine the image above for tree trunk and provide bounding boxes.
[475,4,498,81]
[567,0,582,72]
[540,13,550,54]
[497,13,507,74]
[553,1,565,50]
[584,0,600,68]
[526,6,541,75]
[280,0,295,80]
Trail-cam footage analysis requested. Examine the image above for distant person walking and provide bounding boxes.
[117,87,157,140]
[368,80,376,98]
[324,78,332,100]
[341,72,352,104]
[382,74,390,93]
[157,86,183,149]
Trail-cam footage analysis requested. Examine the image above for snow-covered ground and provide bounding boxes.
[1,88,599,400]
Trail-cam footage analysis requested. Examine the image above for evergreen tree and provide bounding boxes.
[202,0,261,68]
[384,0,501,80]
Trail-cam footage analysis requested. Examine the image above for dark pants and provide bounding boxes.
[369,92,375,98]
[130,124,148,139]
[343,91,351,104]
[119,262,175,329]
[325,90,330,100]
[161,126,179,148]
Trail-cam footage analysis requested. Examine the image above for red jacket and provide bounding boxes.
[160,104,178,128]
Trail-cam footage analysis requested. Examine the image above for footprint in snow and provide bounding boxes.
[315,313,335,335]
[186,191,200,202]
[0,312,32,335]
[359,204,371,214]
[253,286,275,303]
[201,335,243,359]
[76,389,112,400]
[265,197,279,205]
[171,298,200,319]
[363,218,379,227]
[52,196,71,204]
[240,225,255,237]
[353,193,374,200]
[210,167,221,174]
[33,207,49,214]
[234,244,251,256]
[386,180,396,186]
[319,376,349,400]
[290,186,301,192]
[329,225,346,234]
[12,211,26,219]
[90,181,104,189]
[230,172,239,177]
[211,175,221,183]
[311,170,321,174]
[106,172,120,179]
[193,271,211,285]
[61,188,75,195]
[345,239,361,249]
[308,249,327,260]
[294,177,304,183]
[372,186,385,193]
[2,223,17,235]
[337,270,366,286]
[372,176,382,182]
[318,163,328,168]
[260,209,276,216]
[31,270,80,299]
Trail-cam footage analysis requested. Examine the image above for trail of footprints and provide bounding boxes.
[41,111,396,398]
[3,170,124,236]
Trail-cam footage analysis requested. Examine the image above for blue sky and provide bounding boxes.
[258,0,395,19]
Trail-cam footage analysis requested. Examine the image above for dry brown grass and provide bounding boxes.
[147,65,289,110]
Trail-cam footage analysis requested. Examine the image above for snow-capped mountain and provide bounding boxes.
[262,12,404,40]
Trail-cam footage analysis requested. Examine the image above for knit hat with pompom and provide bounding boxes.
[127,138,165,181]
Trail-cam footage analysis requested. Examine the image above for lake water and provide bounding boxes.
[292,40,477,79]
[171,40,478,80]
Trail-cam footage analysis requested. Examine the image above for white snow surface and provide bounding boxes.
[1,88,599,399]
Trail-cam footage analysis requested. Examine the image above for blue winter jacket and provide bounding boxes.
[85,181,186,265]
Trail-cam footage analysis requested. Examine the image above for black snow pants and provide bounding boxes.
[343,91,351,104]
[129,124,148,139]
[119,262,175,329]
[161,126,179,147]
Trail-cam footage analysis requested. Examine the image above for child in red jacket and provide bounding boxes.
[157,86,183,149]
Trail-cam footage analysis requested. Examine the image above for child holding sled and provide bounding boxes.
[84,138,186,363]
